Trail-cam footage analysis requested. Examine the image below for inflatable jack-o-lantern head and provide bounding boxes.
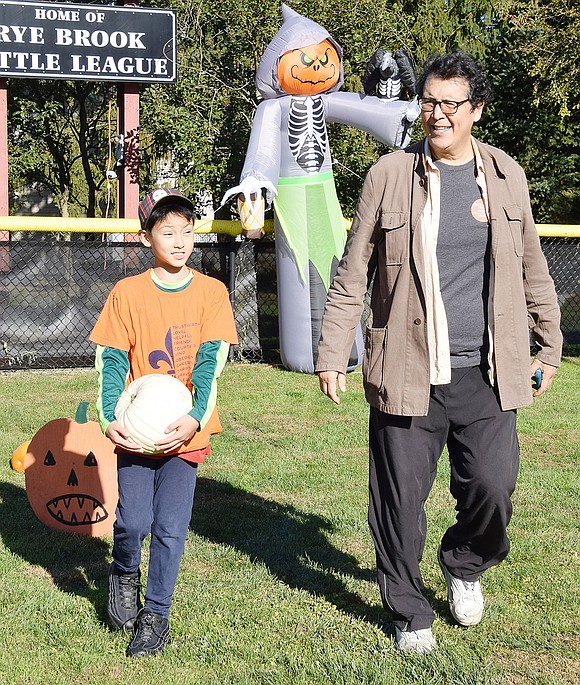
[278,39,341,95]
[256,4,344,99]
[23,402,118,537]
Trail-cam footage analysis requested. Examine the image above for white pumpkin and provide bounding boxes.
[114,374,193,453]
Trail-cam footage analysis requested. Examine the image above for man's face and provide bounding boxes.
[421,75,484,163]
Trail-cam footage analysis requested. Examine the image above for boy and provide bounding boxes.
[90,188,238,657]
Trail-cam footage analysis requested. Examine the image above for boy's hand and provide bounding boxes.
[156,414,200,454]
[105,420,143,452]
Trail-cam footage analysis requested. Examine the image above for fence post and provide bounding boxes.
[228,236,237,361]
[0,78,9,273]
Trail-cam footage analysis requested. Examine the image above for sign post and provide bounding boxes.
[0,77,7,271]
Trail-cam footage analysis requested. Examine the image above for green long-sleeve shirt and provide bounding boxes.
[95,339,230,434]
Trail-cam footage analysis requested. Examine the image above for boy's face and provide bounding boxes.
[139,212,195,273]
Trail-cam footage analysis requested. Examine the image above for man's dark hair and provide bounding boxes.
[145,203,196,231]
[416,51,494,107]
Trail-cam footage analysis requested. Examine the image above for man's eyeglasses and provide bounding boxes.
[418,98,470,115]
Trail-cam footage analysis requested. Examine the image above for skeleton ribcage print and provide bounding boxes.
[288,96,327,174]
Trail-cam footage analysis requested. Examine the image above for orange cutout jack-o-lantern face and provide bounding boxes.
[277,39,340,95]
[23,404,118,537]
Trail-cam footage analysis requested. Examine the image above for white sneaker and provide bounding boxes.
[394,627,437,653]
[439,553,484,627]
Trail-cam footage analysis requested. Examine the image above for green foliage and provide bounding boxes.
[138,0,450,215]
[397,0,497,61]
[140,0,579,221]
[9,80,115,217]
[139,0,281,211]
[478,10,580,222]
[495,0,580,114]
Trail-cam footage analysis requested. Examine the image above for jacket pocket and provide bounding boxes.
[504,205,523,256]
[380,210,409,265]
[362,325,387,393]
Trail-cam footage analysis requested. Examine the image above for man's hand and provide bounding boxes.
[155,414,200,454]
[531,360,557,398]
[105,420,143,452]
[318,370,347,405]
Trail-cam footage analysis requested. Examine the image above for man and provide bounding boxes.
[316,52,562,654]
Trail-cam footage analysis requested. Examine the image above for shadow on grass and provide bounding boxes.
[0,478,449,632]
[0,481,110,622]
[191,476,400,629]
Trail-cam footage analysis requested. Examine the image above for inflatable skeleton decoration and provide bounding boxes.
[223,4,419,373]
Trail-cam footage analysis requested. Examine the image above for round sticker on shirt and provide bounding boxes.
[471,198,488,223]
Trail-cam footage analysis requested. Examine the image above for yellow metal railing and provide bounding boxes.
[0,215,578,238]
[0,216,271,235]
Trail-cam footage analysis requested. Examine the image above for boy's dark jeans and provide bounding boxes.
[112,453,198,617]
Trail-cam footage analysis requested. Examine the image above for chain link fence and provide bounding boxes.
[0,234,578,370]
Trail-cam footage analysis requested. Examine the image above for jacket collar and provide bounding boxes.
[411,136,510,180]
[472,139,508,180]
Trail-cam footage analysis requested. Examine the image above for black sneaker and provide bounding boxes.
[107,563,142,631]
[126,610,170,658]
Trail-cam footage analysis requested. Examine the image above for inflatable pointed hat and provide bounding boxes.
[256,4,344,99]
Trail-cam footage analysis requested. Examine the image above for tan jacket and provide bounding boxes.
[316,140,562,414]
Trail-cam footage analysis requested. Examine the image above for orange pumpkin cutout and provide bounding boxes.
[277,39,340,95]
[24,402,118,537]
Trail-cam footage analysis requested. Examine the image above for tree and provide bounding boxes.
[9,79,115,218]
[478,1,580,222]
[495,0,580,115]
[139,0,283,213]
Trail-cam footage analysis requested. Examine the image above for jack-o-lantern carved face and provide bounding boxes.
[23,406,118,537]
[42,448,107,526]
[277,39,340,95]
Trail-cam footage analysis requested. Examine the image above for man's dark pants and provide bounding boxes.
[368,365,519,631]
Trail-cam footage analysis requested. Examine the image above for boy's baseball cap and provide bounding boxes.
[138,188,194,230]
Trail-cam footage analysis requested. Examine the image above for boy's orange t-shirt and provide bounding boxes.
[90,269,238,454]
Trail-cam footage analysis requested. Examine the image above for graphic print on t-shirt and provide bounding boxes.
[148,322,201,379]
[149,329,176,375]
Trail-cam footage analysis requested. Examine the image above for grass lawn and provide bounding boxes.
[0,359,578,685]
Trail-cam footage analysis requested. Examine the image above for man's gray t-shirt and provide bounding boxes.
[434,158,491,368]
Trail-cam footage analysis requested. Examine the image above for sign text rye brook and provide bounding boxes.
[0,0,177,83]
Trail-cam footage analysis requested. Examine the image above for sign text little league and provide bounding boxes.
[0,0,177,83]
